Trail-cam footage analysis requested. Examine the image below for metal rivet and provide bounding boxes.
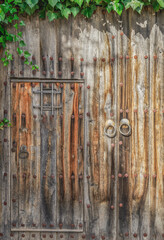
[87,112,90,117]
[101,236,105,240]
[4,172,7,177]
[42,223,46,227]
[153,109,157,113]
[12,223,16,227]
[112,35,115,39]
[119,203,123,207]
[60,234,63,238]
[60,84,63,88]
[120,109,123,113]
[59,175,63,179]
[70,235,74,238]
[134,55,138,59]
[80,58,84,61]
[126,109,129,113]
[79,84,83,88]
[120,32,124,36]
[71,84,74,90]
[153,174,157,178]
[118,173,122,178]
[32,56,35,60]
[87,85,90,89]
[120,82,123,87]
[32,223,36,227]
[126,56,130,59]
[154,55,157,60]
[59,57,62,61]
[125,232,129,237]
[111,175,115,179]
[71,224,75,228]
[21,56,25,60]
[59,223,63,228]
[71,57,74,61]
[11,70,14,75]
[4,81,7,86]
[51,175,55,179]
[93,57,97,61]
[43,175,46,179]
[79,174,83,179]
[111,143,115,148]
[71,72,74,76]
[13,83,16,88]
[87,204,90,208]
[134,109,137,113]
[58,71,62,76]
[79,114,83,119]
[82,234,86,238]
[71,115,75,119]
[102,58,105,62]
[60,114,63,119]
[12,199,16,203]
[4,109,8,114]
[50,224,54,227]
[110,205,114,209]
[22,234,25,237]
[144,56,148,59]
[21,223,25,227]
[120,56,123,59]
[71,175,75,179]
[79,223,83,228]
[10,233,14,237]
[133,233,137,238]
[111,57,115,61]
[33,115,37,119]
[143,233,147,237]
[50,71,54,75]
[80,72,84,76]
[144,174,148,178]
[144,109,148,113]
[13,174,16,179]
[42,56,46,61]
[162,233,164,238]
[43,234,46,238]
[20,70,23,75]
[124,173,128,178]
[119,141,123,145]
[0,233,3,237]
[33,175,37,179]
[92,236,95,239]
[87,175,90,179]
[50,56,53,61]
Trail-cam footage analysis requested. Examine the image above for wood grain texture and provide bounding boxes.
[0,8,163,240]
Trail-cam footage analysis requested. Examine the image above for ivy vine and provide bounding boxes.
[0,118,11,130]
[0,0,163,69]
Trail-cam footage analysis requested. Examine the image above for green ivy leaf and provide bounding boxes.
[26,0,39,9]
[74,0,83,7]
[0,8,5,21]
[25,5,39,15]
[56,3,63,10]
[10,8,17,14]
[113,2,124,15]
[18,31,23,37]
[47,10,59,21]
[70,7,80,17]
[24,59,29,65]
[19,40,26,47]
[14,35,19,42]
[152,1,160,11]
[48,0,59,8]
[106,3,113,13]
[20,20,25,26]
[24,50,31,58]
[14,23,18,29]
[81,5,96,18]
[17,47,23,55]
[61,8,71,19]
[157,0,164,7]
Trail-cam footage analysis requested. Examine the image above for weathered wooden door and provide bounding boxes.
[0,7,163,240]
[10,80,85,238]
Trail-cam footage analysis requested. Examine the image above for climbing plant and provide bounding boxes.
[0,118,11,130]
[0,0,163,68]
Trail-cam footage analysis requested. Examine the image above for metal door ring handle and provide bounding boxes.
[119,119,131,137]
[104,120,117,138]
[19,145,29,159]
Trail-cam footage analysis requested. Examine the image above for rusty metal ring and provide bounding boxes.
[104,120,117,138]
[19,145,29,159]
[119,118,131,136]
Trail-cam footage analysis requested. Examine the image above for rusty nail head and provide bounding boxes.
[119,203,123,207]
[80,58,84,61]
[133,233,137,237]
[111,143,115,148]
[79,114,83,119]
[32,56,35,60]
[50,235,53,239]
[153,174,157,178]
[32,223,36,227]
[0,233,3,237]
[33,174,37,179]
[134,109,137,113]
[102,58,105,62]
[79,84,83,88]
[144,56,148,59]
[60,84,63,88]
[12,199,16,202]
[143,233,147,237]
[33,114,37,119]
[111,57,115,61]
[126,56,130,59]
[118,173,122,178]
[101,236,105,240]
[126,109,129,113]
[4,172,7,176]
[111,175,115,179]
[120,82,123,87]
[79,174,83,179]
[50,71,54,75]
[50,224,54,227]
[21,56,25,60]
[60,114,63,119]
[87,85,90,89]
[58,71,62,76]
[4,109,8,114]
[120,32,124,36]
[4,138,7,142]
[87,112,90,117]
[134,55,138,59]
[71,115,75,119]
[71,57,74,61]
[71,175,75,179]
[87,204,90,208]
[87,142,90,146]
[87,175,90,179]
[92,236,95,239]
[60,234,63,238]
[154,55,157,59]
[59,223,63,228]
[71,84,74,90]
[71,224,75,227]
[120,56,123,59]
[13,174,16,178]
[43,234,46,238]
[32,70,36,75]
[82,234,86,238]
[119,141,123,145]
[120,109,123,113]
[51,175,55,179]
[124,173,128,178]
[71,72,74,76]
[12,223,16,227]
[42,223,46,227]
[93,57,97,61]
[4,81,7,86]
[79,223,83,227]
[153,109,157,112]
[59,174,63,179]
[110,205,114,209]
[110,112,114,117]
[31,83,35,87]
[32,234,35,237]
[42,71,46,75]
[80,146,83,150]
[162,233,164,237]
[50,56,53,60]
[144,109,148,113]
[10,233,14,237]
[80,72,84,76]
[21,223,25,227]
[42,56,46,61]
[22,234,25,237]
[71,235,74,238]
[59,57,62,61]
[43,175,46,179]
[79,199,82,203]
[13,83,16,88]
[144,174,148,178]
[125,232,129,237]
[112,35,115,39]
[11,70,14,75]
